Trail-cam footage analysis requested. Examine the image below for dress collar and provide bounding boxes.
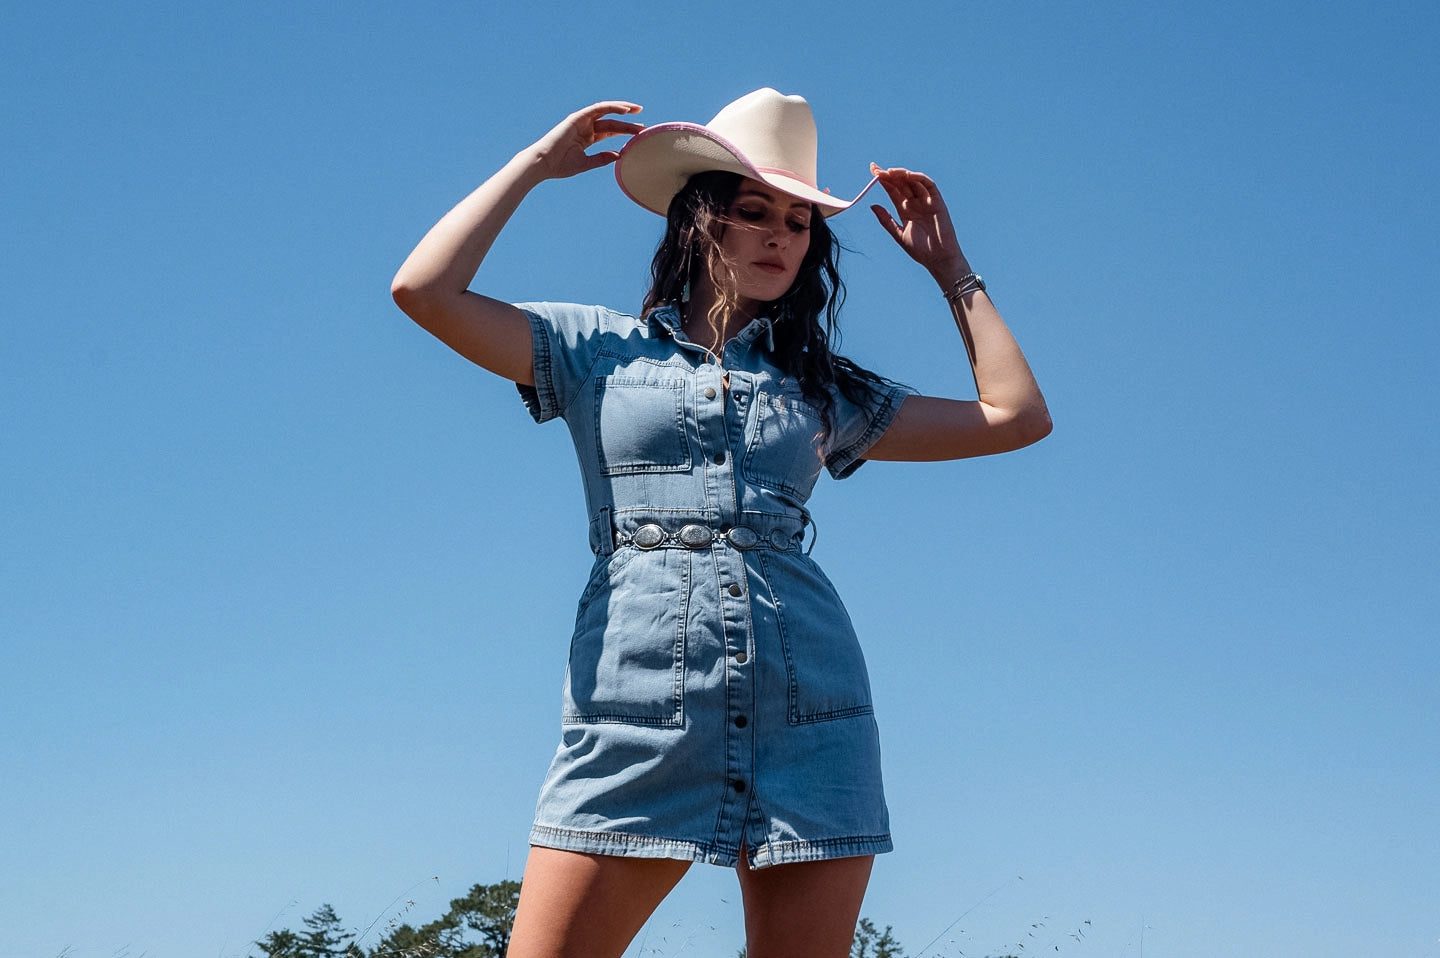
[647,304,776,354]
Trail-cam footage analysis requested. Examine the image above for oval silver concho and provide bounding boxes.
[678,524,713,549]
[726,526,760,550]
[632,524,666,550]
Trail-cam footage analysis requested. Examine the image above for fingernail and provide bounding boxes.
[869,162,882,175]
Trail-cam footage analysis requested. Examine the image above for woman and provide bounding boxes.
[392,89,1050,958]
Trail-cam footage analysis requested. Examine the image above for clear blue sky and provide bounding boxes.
[3,2,1437,956]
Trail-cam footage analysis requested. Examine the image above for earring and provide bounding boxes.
[680,243,693,304]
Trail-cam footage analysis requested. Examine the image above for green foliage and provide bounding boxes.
[263,885,918,958]
[253,928,301,958]
[449,880,523,956]
[301,904,362,957]
[368,923,443,958]
[256,881,521,958]
[368,879,521,958]
[851,917,905,958]
[250,905,361,958]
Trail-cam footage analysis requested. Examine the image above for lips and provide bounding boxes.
[752,260,787,274]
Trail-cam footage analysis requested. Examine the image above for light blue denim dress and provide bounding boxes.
[516,302,912,870]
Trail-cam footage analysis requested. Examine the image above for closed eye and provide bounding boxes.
[733,204,809,233]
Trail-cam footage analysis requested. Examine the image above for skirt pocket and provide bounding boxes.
[563,548,691,727]
[758,552,874,725]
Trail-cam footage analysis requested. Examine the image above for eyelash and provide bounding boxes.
[736,207,810,233]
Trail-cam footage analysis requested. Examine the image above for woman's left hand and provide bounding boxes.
[869,165,970,286]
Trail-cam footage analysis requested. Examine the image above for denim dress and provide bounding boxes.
[515,302,912,870]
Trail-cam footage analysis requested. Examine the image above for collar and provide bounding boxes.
[735,313,778,353]
[647,303,685,338]
[647,304,776,354]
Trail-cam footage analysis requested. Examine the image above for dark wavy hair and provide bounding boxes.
[640,170,898,418]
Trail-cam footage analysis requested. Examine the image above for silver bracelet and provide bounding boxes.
[943,272,986,302]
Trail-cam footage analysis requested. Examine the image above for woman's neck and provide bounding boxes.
[682,280,754,354]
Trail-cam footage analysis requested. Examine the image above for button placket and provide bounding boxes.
[694,348,758,851]
[696,366,734,474]
[718,536,756,849]
[692,363,732,530]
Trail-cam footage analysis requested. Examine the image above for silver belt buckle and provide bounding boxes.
[678,523,713,549]
[632,523,666,550]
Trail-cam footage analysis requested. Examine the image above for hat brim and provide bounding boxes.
[615,122,876,218]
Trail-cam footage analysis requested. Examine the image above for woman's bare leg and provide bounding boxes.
[737,854,874,958]
[507,845,692,958]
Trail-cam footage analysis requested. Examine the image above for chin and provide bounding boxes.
[742,281,795,304]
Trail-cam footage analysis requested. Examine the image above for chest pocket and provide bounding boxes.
[742,390,828,502]
[594,377,692,476]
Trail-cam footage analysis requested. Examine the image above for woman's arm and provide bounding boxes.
[862,166,1052,461]
[390,101,644,385]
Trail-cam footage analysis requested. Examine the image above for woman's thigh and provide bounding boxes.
[737,854,874,958]
[507,845,692,958]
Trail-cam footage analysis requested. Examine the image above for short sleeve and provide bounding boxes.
[822,379,916,480]
[513,302,614,424]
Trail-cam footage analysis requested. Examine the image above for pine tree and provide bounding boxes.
[253,928,302,958]
[851,917,905,958]
[298,903,360,958]
[448,880,522,957]
[368,880,521,957]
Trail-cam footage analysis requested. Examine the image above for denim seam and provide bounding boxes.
[530,824,740,866]
[749,833,893,866]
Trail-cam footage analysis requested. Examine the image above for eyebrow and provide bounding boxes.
[737,188,812,212]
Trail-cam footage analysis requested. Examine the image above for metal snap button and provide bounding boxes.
[734,651,748,664]
[704,387,717,399]
[678,524,713,549]
[633,524,665,550]
[727,583,743,597]
[726,526,759,550]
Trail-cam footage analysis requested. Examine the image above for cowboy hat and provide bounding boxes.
[614,88,876,218]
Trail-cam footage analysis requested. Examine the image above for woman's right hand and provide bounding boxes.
[526,101,645,181]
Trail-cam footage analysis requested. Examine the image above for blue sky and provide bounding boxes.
[3,1,1437,956]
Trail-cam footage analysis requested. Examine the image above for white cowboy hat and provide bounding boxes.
[614,88,876,218]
